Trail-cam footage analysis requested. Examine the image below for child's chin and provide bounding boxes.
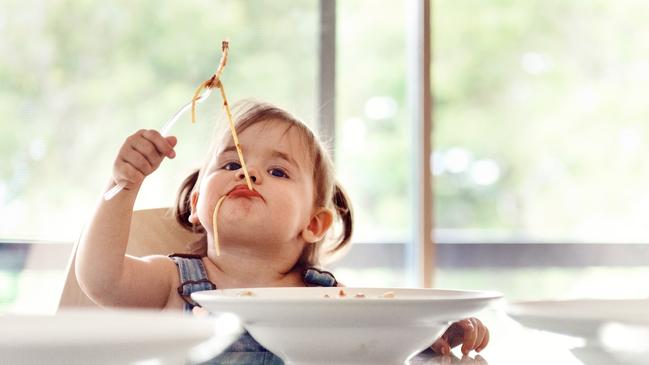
[224,200,260,216]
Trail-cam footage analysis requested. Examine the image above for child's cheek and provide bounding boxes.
[278,192,308,226]
[196,184,220,229]
[194,199,210,231]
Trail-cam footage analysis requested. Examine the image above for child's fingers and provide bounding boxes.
[472,323,486,353]
[140,129,177,158]
[165,135,178,150]
[467,318,486,353]
[165,136,177,158]
[468,318,488,353]
[123,147,154,175]
[126,130,173,170]
[459,317,489,354]
[131,137,162,169]
[475,326,490,352]
[112,130,177,190]
[460,318,477,355]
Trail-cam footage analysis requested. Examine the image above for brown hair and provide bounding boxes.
[174,101,353,267]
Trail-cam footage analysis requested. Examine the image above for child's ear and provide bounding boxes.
[301,208,334,243]
[188,191,200,225]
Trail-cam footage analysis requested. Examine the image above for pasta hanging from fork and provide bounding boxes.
[190,41,253,191]
[191,41,254,256]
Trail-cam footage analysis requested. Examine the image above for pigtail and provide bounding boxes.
[329,182,354,254]
[174,169,205,234]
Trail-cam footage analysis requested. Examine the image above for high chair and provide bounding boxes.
[58,208,203,310]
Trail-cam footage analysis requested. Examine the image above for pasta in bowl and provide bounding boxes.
[192,287,502,365]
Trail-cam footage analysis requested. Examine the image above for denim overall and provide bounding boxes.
[169,254,338,365]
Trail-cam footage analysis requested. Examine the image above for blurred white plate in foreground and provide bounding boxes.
[507,299,649,340]
[192,287,502,365]
[0,309,242,365]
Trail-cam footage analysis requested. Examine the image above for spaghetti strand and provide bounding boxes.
[212,195,227,256]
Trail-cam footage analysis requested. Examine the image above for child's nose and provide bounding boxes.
[238,171,257,183]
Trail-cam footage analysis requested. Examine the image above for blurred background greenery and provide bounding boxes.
[2,0,649,313]
[434,0,649,243]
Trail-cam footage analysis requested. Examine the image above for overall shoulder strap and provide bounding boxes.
[169,254,216,311]
[303,267,338,287]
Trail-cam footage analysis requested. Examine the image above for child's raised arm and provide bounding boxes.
[76,129,178,309]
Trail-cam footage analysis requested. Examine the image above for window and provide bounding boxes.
[332,0,412,286]
[434,0,649,300]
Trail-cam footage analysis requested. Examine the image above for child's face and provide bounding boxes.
[194,119,322,256]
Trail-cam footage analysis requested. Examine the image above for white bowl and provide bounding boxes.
[0,309,242,365]
[192,287,502,365]
[506,299,649,340]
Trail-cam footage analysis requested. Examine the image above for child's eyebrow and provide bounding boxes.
[219,145,238,156]
[272,150,300,170]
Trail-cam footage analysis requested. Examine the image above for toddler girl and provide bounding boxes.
[75,101,488,363]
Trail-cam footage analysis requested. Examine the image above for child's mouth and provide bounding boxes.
[228,185,262,199]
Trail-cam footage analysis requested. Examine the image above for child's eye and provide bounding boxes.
[268,168,289,178]
[223,162,242,171]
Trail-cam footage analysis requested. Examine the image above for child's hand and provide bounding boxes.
[430,317,489,356]
[112,129,177,190]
